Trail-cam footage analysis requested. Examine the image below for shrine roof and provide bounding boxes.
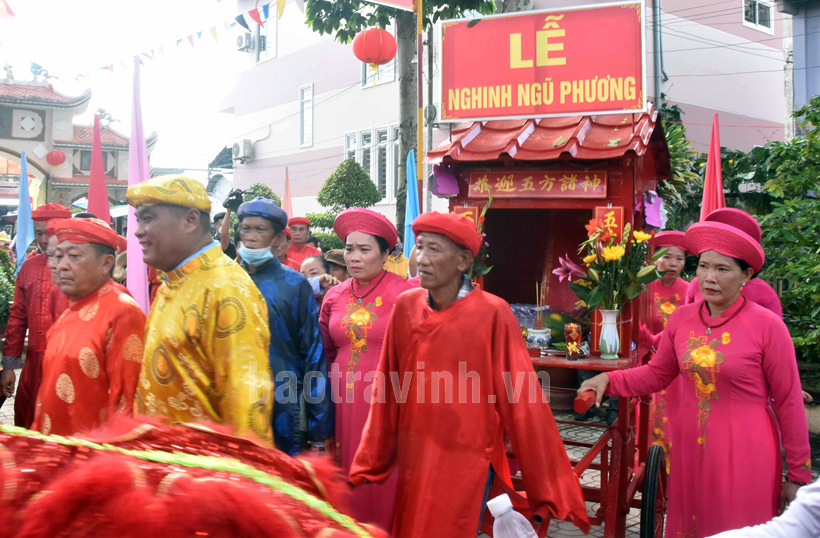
[0,81,91,108]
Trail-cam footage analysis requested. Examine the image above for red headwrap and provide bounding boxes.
[54,218,120,250]
[334,208,398,250]
[412,211,482,257]
[288,217,311,227]
[685,221,765,273]
[32,203,72,222]
[45,218,71,236]
[653,231,687,254]
[704,208,762,244]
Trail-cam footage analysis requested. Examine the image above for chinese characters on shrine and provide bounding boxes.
[441,2,645,121]
[468,171,607,199]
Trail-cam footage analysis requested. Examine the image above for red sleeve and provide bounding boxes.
[490,306,590,532]
[319,287,339,363]
[349,298,403,486]
[685,278,699,305]
[760,314,812,483]
[103,300,146,419]
[608,313,681,397]
[4,260,34,357]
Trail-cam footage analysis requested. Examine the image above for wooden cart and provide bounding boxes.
[428,104,671,537]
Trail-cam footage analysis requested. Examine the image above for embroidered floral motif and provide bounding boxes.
[340,299,380,394]
[802,458,812,471]
[654,293,682,328]
[682,331,728,452]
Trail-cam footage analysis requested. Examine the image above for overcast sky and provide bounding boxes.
[1,0,241,168]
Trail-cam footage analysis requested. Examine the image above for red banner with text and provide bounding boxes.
[468,171,607,198]
[440,2,645,121]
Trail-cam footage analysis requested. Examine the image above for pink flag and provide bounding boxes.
[700,113,726,221]
[126,56,151,314]
[283,166,293,218]
[87,115,111,223]
[248,8,264,27]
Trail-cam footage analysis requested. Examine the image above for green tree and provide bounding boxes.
[307,158,383,250]
[304,0,496,238]
[228,182,283,234]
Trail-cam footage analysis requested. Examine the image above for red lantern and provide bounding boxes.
[46,150,66,168]
[352,28,397,66]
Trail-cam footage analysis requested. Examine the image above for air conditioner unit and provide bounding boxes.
[236,33,253,52]
[232,139,252,162]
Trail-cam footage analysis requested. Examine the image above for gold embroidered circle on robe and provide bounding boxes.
[151,345,175,385]
[78,347,100,378]
[247,401,271,440]
[79,301,100,321]
[118,293,140,307]
[42,414,52,435]
[183,305,203,342]
[215,296,247,338]
[55,373,75,403]
[97,282,114,297]
[123,334,144,363]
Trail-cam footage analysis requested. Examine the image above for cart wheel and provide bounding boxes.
[640,444,667,538]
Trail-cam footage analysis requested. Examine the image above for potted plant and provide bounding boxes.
[566,220,666,359]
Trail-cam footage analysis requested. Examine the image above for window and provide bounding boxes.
[345,133,357,160]
[743,0,773,33]
[80,150,107,172]
[360,130,372,177]
[392,126,400,199]
[375,128,389,198]
[256,11,277,62]
[299,85,313,147]
[361,25,396,87]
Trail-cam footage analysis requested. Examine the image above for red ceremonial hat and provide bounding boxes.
[288,217,311,227]
[32,203,72,222]
[54,218,119,250]
[117,235,127,253]
[685,221,765,273]
[653,231,687,254]
[704,208,762,244]
[412,211,482,257]
[45,218,70,236]
[284,227,292,240]
[334,208,398,250]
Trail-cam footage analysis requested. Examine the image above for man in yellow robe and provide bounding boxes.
[127,175,273,442]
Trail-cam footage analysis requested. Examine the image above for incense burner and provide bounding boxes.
[526,328,552,352]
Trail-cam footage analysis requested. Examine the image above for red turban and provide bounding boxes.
[288,217,311,227]
[32,203,71,222]
[653,231,687,254]
[54,218,120,250]
[334,208,398,250]
[704,208,762,244]
[45,218,71,236]
[412,211,482,257]
[685,221,765,273]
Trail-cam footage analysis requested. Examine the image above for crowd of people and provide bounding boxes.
[0,173,816,537]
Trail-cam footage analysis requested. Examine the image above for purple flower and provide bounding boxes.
[552,254,587,283]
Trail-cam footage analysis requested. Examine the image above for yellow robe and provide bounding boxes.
[383,254,409,279]
[135,244,274,442]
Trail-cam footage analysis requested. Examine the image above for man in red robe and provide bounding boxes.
[1,203,71,427]
[349,212,589,538]
[31,218,145,435]
[286,217,320,266]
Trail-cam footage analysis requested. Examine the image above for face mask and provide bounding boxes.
[238,243,274,267]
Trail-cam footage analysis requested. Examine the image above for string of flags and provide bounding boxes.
[53,1,287,83]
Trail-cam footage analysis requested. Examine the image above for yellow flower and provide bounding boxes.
[697,436,706,445]
[602,245,625,262]
[660,301,676,315]
[721,332,731,345]
[567,342,580,354]
[583,253,598,266]
[349,307,371,326]
[375,296,383,307]
[633,231,652,243]
[690,344,717,368]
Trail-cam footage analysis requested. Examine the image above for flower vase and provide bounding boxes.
[599,309,621,360]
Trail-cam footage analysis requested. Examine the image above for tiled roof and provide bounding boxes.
[0,81,91,108]
[54,125,130,149]
[428,104,667,163]
[52,175,128,186]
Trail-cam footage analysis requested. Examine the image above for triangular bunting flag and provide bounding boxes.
[235,14,250,31]
[119,61,127,70]
[248,8,264,26]
[187,35,194,47]
[85,72,92,79]
[176,38,183,47]
[150,49,154,57]
[142,52,152,60]
[159,46,165,58]
[197,31,202,39]
[102,64,113,72]
[276,0,285,19]
[0,0,15,20]
[210,26,218,42]
[262,3,269,20]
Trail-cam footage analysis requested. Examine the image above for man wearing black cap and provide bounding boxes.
[236,197,333,455]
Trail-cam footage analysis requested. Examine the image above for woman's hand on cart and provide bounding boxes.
[577,373,611,408]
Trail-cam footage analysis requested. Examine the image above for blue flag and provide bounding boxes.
[15,152,34,275]
[404,150,420,259]
[262,3,270,20]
